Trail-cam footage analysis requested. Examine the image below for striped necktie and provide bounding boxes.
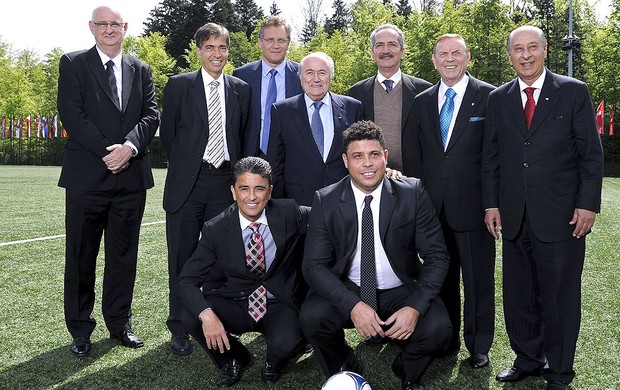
[205,80,225,168]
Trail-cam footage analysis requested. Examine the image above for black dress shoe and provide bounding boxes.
[496,366,542,382]
[468,353,489,368]
[70,337,92,357]
[547,380,570,390]
[339,351,359,372]
[219,358,248,387]
[110,329,144,348]
[170,333,192,356]
[403,382,424,390]
[260,360,281,384]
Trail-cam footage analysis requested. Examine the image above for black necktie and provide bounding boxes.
[360,195,377,310]
[105,60,120,110]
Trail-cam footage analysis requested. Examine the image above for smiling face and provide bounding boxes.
[507,28,547,85]
[343,139,388,194]
[301,55,332,101]
[231,172,272,222]
[432,36,470,87]
[89,6,126,57]
[371,28,405,78]
[197,34,229,78]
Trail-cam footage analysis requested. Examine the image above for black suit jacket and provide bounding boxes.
[160,70,250,213]
[302,177,449,318]
[57,46,159,191]
[175,199,311,319]
[406,76,495,231]
[482,70,603,241]
[233,60,303,156]
[266,92,364,206]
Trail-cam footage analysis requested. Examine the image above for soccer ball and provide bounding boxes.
[322,371,372,390]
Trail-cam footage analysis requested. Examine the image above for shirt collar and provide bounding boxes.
[350,178,384,210]
[261,60,286,78]
[304,92,331,110]
[517,68,546,92]
[95,46,122,68]
[201,68,225,86]
[377,69,402,86]
[238,209,268,231]
[439,73,469,99]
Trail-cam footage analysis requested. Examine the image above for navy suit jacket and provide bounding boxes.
[302,177,449,317]
[266,92,364,206]
[175,199,311,319]
[160,70,250,213]
[482,69,603,241]
[233,60,303,156]
[405,76,495,231]
[57,46,159,191]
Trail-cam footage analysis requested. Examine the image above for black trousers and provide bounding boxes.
[166,162,233,334]
[438,207,496,354]
[502,215,585,384]
[64,187,146,338]
[300,282,451,383]
[185,295,304,370]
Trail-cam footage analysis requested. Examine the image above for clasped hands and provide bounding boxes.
[102,144,132,174]
[350,301,420,341]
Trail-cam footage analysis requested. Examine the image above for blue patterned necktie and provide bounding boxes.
[439,87,456,149]
[360,195,377,310]
[383,79,394,93]
[311,101,325,158]
[261,69,278,154]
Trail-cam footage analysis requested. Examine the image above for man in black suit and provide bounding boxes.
[482,26,603,390]
[57,5,159,357]
[404,34,496,368]
[160,22,250,356]
[267,51,364,206]
[300,121,452,390]
[348,24,431,172]
[176,157,310,387]
[232,15,303,157]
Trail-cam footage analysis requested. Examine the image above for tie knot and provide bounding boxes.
[524,87,536,97]
[269,68,278,77]
[445,87,456,100]
[364,195,373,206]
[383,79,394,93]
[210,80,219,90]
[105,60,114,71]
[249,222,260,232]
[313,101,323,111]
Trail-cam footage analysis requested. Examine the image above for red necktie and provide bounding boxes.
[246,222,267,322]
[524,87,536,130]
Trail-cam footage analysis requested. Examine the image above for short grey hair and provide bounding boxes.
[370,24,405,50]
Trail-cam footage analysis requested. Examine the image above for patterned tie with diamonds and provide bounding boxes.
[360,195,377,310]
[205,80,225,168]
[246,222,267,322]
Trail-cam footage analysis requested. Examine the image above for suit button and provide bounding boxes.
[523,162,529,168]
[521,185,525,190]
[524,141,531,146]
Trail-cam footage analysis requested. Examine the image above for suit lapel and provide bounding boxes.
[528,71,560,135]
[505,79,528,136]
[284,61,299,97]
[378,179,396,245]
[326,93,346,161]
[224,206,246,274]
[87,47,119,110]
[224,75,240,161]
[249,61,262,125]
[447,77,479,150]
[425,84,444,151]
[264,204,285,276]
[361,77,376,121]
[121,56,134,113]
[339,179,359,262]
[191,70,210,132]
[401,76,416,125]
[293,94,324,162]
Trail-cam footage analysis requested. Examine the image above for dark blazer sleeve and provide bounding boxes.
[123,60,159,154]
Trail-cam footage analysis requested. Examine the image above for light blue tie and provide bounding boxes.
[439,88,456,149]
[311,101,325,158]
[261,69,278,154]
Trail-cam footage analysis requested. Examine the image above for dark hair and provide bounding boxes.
[233,157,272,186]
[342,120,386,153]
[194,23,230,49]
[259,15,291,41]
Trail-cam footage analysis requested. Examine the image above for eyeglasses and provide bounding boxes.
[92,21,125,31]
[260,37,289,46]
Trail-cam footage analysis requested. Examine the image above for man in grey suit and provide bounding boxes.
[232,15,303,157]
[160,22,250,356]
[267,51,363,206]
[348,24,431,172]
[404,34,496,367]
[482,26,603,390]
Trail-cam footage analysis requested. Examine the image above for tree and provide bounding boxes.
[396,0,413,19]
[324,0,351,37]
[269,0,282,15]
[235,0,264,39]
[301,0,324,43]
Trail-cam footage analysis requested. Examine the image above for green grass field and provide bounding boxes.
[0,166,618,389]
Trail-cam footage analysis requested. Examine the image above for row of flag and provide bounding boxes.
[595,100,615,136]
[0,115,66,139]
